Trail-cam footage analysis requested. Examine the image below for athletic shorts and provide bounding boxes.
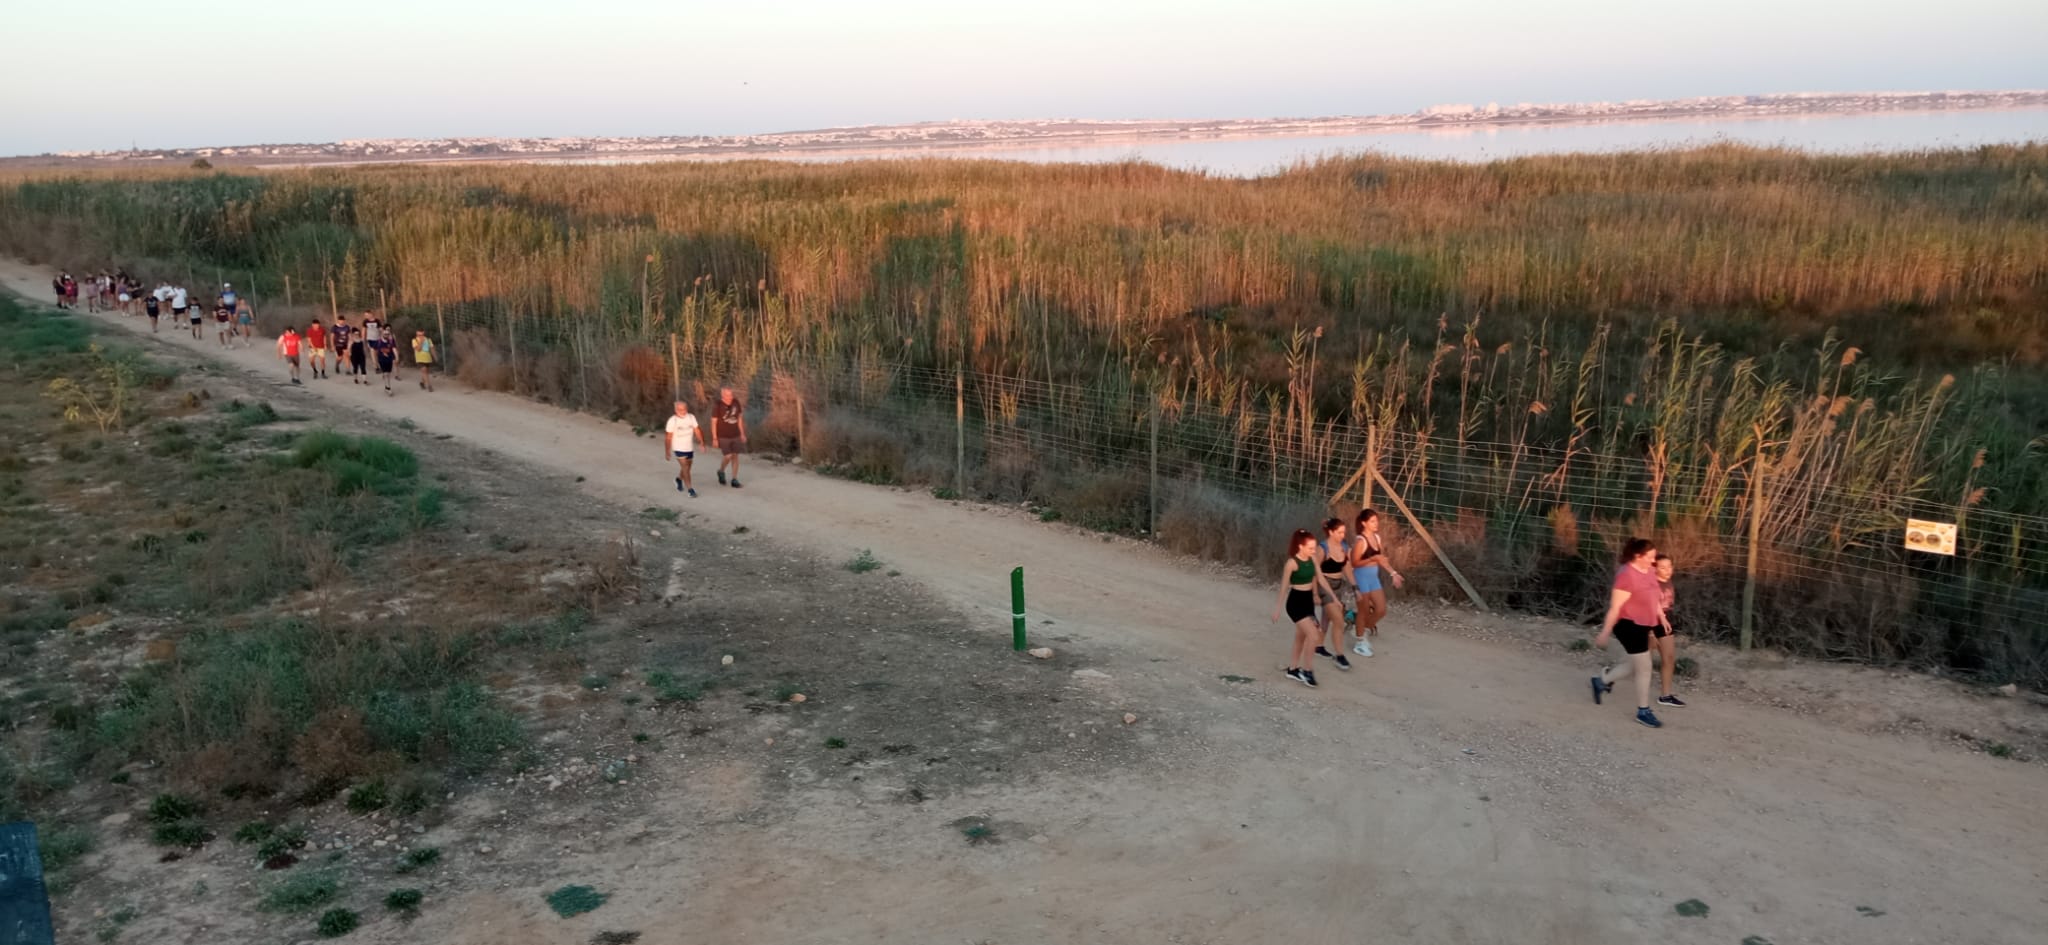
[118,293,131,302]
[376,357,395,374]
[1317,573,1347,607]
[174,306,189,317]
[284,353,300,366]
[716,436,745,454]
[673,450,694,460]
[1614,620,1654,655]
[1354,564,1382,594]
[188,314,202,324]
[1653,620,1674,640]
[1285,588,1316,623]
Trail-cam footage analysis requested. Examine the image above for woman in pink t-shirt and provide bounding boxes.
[1589,538,1667,728]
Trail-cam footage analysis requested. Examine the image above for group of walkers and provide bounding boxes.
[94,276,257,346]
[1272,510,1404,687]
[1273,515,1690,727]
[275,312,436,395]
[662,393,749,499]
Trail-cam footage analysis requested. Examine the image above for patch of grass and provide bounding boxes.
[959,822,997,845]
[590,933,642,945]
[257,824,309,861]
[632,732,649,743]
[147,793,201,823]
[844,549,882,573]
[1218,674,1254,684]
[1674,655,1699,678]
[581,674,609,691]
[638,507,679,524]
[37,825,93,873]
[150,820,211,848]
[262,870,341,913]
[1673,898,1710,918]
[394,846,441,874]
[645,670,704,704]
[823,737,847,749]
[1855,905,1887,917]
[544,884,608,918]
[345,779,388,813]
[315,907,360,937]
[1984,741,2014,758]
[930,486,961,501]
[384,888,424,912]
[1566,638,1592,652]
[220,399,280,428]
[730,525,749,534]
[1741,937,1777,945]
[1036,507,1062,522]
[232,821,276,845]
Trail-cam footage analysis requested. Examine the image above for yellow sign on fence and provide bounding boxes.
[1904,519,1957,556]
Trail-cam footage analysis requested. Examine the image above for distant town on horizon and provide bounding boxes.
[17,88,2047,167]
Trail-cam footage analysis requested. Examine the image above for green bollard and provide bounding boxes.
[1011,567,1026,651]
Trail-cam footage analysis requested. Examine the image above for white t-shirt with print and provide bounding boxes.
[170,287,188,308]
[665,413,701,453]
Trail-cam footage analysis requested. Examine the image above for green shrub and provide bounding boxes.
[384,888,423,912]
[315,907,360,937]
[394,846,440,874]
[261,870,340,913]
[147,793,201,824]
[544,884,607,918]
[345,779,388,813]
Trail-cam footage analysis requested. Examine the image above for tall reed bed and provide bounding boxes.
[4,145,2045,679]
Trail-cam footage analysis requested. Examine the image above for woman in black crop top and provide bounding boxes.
[1272,529,1335,688]
[1315,518,1354,671]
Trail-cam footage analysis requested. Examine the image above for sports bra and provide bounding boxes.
[1319,540,1345,574]
[1290,556,1316,586]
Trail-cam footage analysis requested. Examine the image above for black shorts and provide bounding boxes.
[349,343,366,365]
[1614,620,1654,655]
[376,357,394,374]
[1285,588,1317,623]
[1652,620,1674,640]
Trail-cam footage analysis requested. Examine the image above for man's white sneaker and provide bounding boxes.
[1351,640,1373,658]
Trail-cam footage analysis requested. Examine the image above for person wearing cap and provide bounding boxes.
[411,329,436,391]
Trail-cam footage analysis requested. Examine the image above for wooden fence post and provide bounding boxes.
[954,364,966,495]
[1364,423,1378,509]
[284,274,293,309]
[1741,439,1766,652]
[669,332,681,401]
[1148,396,1160,538]
[435,299,449,374]
[327,279,338,321]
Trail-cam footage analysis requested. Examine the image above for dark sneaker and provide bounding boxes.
[675,477,684,493]
[1333,653,1351,671]
[1285,668,1307,686]
[1657,694,1687,708]
[1635,708,1663,728]
[730,479,742,489]
[1301,670,1318,688]
[1314,646,1335,660]
[716,469,726,485]
[687,488,698,498]
[1590,676,1605,705]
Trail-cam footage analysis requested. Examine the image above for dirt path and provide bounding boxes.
[9,259,2045,945]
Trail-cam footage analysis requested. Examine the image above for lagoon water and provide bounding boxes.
[734,108,2048,177]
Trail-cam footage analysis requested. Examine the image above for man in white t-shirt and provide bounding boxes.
[664,400,701,498]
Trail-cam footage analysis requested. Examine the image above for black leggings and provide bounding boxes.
[349,342,367,373]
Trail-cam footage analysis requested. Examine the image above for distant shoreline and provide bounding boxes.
[8,89,2046,170]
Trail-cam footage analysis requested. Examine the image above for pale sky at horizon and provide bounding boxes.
[3,0,2044,156]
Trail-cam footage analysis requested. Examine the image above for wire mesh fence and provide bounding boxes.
[228,274,2048,687]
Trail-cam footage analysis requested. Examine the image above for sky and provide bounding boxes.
[3,0,2045,156]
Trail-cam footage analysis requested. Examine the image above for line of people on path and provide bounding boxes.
[274,311,436,395]
[662,392,749,498]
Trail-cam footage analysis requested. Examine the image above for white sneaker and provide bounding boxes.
[1351,640,1373,658]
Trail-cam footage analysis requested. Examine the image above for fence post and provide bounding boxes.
[954,364,966,495]
[435,299,449,374]
[1364,423,1378,509]
[284,275,292,310]
[378,287,388,317]
[327,279,338,321]
[669,332,681,400]
[1148,396,1160,539]
[1741,441,1766,652]
[796,397,806,459]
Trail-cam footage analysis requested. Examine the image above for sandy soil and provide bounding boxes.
[8,258,2045,945]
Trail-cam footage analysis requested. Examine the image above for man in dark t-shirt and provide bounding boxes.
[712,386,747,488]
